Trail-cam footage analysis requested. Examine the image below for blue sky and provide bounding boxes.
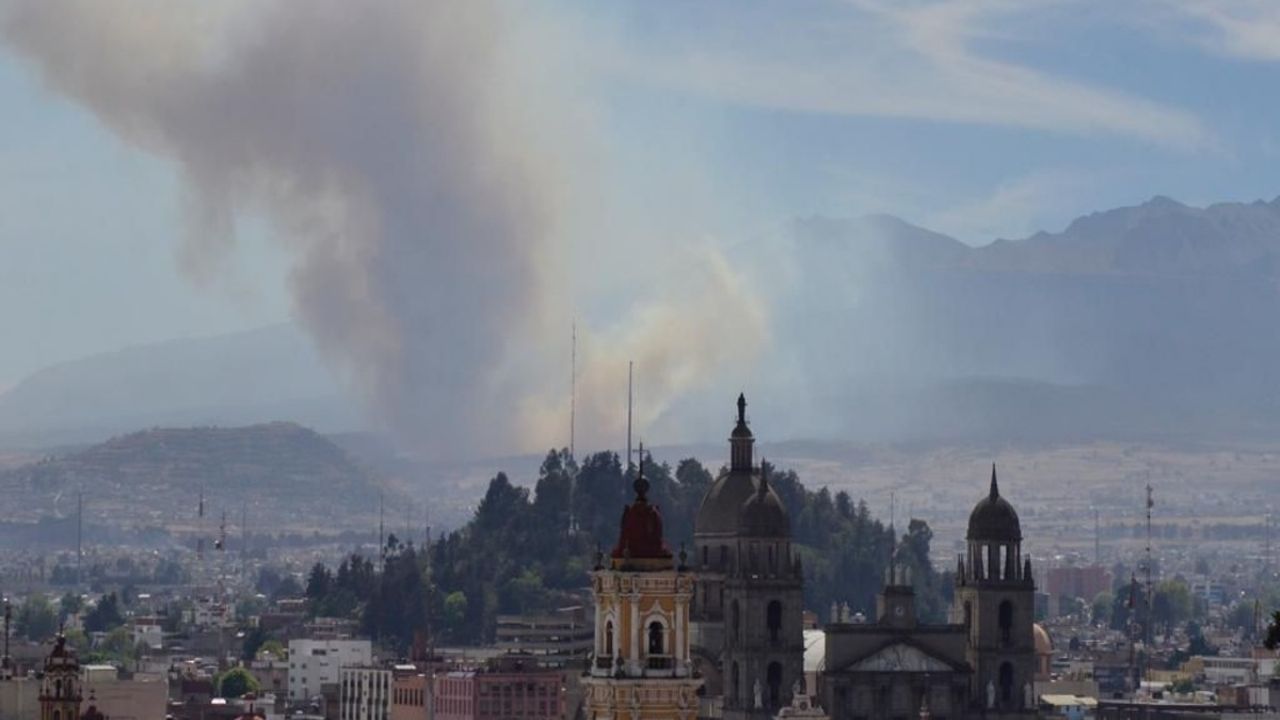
[3,0,1280,390]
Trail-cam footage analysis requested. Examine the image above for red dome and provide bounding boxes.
[610,458,672,564]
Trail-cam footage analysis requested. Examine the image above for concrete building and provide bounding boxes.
[288,639,373,703]
[82,671,168,720]
[495,606,593,667]
[340,667,391,720]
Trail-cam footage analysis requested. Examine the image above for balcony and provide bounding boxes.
[646,656,674,671]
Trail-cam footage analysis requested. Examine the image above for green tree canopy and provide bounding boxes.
[218,667,260,699]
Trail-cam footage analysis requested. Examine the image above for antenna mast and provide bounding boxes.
[1152,481,1162,645]
[76,490,83,590]
[1094,508,1101,566]
[570,322,576,458]
[626,361,633,471]
[379,493,386,571]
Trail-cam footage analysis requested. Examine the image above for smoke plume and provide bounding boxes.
[1,1,766,458]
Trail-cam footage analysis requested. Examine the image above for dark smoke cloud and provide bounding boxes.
[2,1,766,458]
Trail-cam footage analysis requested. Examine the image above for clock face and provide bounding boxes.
[894,605,906,617]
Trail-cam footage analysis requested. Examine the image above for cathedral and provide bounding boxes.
[589,394,1039,719]
[820,466,1038,720]
[690,395,805,718]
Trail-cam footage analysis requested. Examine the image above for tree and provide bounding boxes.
[84,593,124,633]
[99,626,136,663]
[1092,592,1113,626]
[17,596,57,641]
[443,591,468,630]
[1152,580,1192,633]
[59,592,84,622]
[217,667,260,699]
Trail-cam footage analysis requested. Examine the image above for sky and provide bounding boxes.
[2,0,1280,448]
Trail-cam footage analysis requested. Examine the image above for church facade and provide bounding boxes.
[820,467,1038,720]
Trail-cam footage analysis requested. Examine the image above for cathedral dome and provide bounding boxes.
[611,458,672,562]
[967,465,1022,542]
[695,470,756,535]
[738,472,790,538]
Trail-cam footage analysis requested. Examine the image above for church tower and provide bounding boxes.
[692,395,804,719]
[585,454,702,720]
[953,466,1036,717]
[39,634,82,720]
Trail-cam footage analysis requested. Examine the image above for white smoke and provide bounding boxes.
[1,0,766,458]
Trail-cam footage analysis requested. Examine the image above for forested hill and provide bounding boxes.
[305,448,952,648]
[0,422,387,533]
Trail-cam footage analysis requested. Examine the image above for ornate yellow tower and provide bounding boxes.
[39,634,82,720]
[586,454,702,720]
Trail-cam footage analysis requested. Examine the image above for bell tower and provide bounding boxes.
[39,634,82,720]
[953,466,1036,717]
[585,453,702,720]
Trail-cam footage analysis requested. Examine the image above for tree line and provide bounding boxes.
[302,448,948,648]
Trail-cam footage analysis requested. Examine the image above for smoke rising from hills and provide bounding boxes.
[1,1,765,458]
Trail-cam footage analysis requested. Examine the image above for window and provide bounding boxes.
[767,600,783,642]
[999,600,1013,645]
[648,621,665,655]
[767,662,782,709]
[730,600,741,643]
[605,621,614,656]
[702,546,708,567]
[731,662,740,702]
[999,662,1014,706]
[720,545,728,566]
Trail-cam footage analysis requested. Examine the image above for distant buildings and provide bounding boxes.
[1046,566,1112,604]
[435,659,565,720]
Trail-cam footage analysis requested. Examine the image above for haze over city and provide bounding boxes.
[2,3,1280,720]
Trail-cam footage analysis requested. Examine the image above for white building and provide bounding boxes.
[339,666,391,720]
[288,639,373,702]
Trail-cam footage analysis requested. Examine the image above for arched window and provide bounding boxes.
[731,662,740,703]
[999,600,1014,645]
[999,662,1014,705]
[767,600,783,643]
[963,601,973,628]
[648,621,665,655]
[604,620,614,656]
[731,600,741,644]
[55,679,62,698]
[767,662,782,709]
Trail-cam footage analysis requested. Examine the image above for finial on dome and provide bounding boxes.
[989,463,999,500]
[737,393,747,424]
[634,442,650,501]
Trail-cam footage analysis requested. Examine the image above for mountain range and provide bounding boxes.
[5,195,1280,452]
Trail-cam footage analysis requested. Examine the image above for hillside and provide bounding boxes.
[0,422,388,536]
[0,325,360,449]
